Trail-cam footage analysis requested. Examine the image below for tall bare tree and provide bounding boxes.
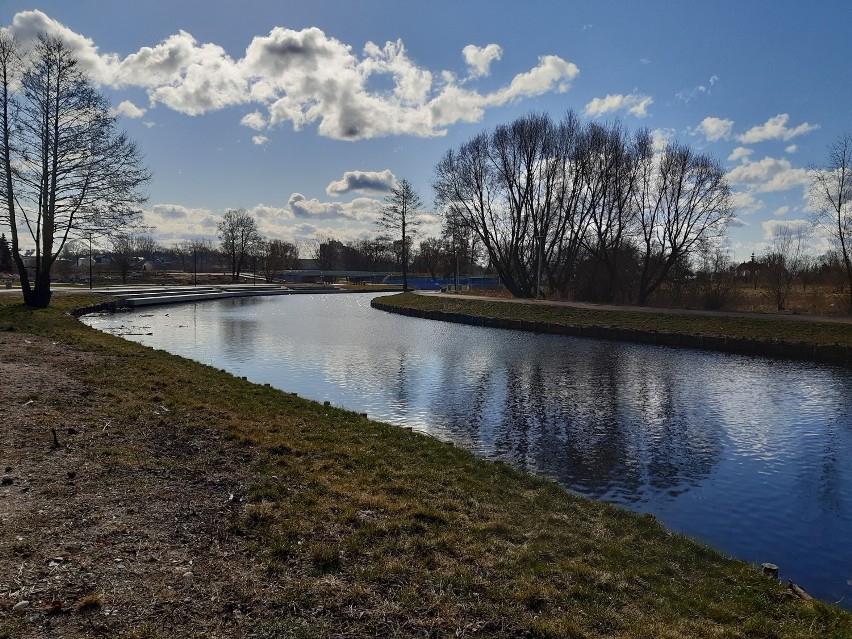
[258,238,298,283]
[633,141,732,306]
[377,179,423,291]
[217,208,260,282]
[811,133,852,313]
[760,224,809,311]
[0,34,150,307]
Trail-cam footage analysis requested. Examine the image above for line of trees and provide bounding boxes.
[1,26,848,313]
[434,111,734,304]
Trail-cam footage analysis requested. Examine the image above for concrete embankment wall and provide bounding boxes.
[371,299,852,367]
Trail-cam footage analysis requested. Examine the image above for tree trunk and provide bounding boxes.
[22,271,52,308]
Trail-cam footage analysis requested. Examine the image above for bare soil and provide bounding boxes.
[0,334,275,638]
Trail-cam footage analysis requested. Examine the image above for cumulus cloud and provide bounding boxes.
[288,193,381,222]
[785,144,797,154]
[583,93,652,118]
[697,116,733,142]
[728,146,752,163]
[462,44,502,78]
[326,170,396,196]
[240,111,267,130]
[737,114,819,144]
[143,203,219,241]
[252,135,268,145]
[8,10,119,84]
[6,11,581,141]
[114,100,146,118]
[726,156,810,193]
[729,190,763,214]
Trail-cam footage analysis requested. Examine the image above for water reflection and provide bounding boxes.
[82,293,852,608]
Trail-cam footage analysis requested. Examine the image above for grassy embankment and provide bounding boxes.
[374,292,852,348]
[1,292,851,638]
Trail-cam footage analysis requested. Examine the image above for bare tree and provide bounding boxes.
[109,234,137,284]
[761,224,809,311]
[217,209,260,282]
[377,179,423,291]
[258,238,298,283]
[578,122,642,302]
[811,133,852,313]
[633,141,732,306]
[0,34,150,307]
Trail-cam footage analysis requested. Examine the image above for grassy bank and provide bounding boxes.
[1,293,850,638]
[374,292,852,349]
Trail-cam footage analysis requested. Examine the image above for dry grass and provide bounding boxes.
[0,292,850,638]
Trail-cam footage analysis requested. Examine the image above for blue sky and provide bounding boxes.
[2,1,850,262]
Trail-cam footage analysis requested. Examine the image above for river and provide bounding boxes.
[81,292,852,608]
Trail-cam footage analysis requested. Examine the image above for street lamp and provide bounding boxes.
[88,234,93,290]
[535,234,545,300]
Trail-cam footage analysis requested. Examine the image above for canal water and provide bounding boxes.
[81,293,852,608]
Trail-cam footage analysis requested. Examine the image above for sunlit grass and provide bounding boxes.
[375,292,852,347]
[1,291,850,637]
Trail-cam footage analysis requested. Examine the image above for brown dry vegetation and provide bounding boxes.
[1,292,850,638]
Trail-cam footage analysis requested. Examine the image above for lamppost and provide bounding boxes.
[535,234,545,300]
[193,244,197,286]
[88,233,93,290]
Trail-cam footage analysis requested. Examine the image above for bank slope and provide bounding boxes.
[0,293,849,638]
[372,292,852,365]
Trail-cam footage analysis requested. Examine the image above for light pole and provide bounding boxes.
[88,234,93,290]
[193,245,197,286]
[535,234,545,299]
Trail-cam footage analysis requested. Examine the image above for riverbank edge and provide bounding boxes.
[2,293,850,637]
[371,295,852,367]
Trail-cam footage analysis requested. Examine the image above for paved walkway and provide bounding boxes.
[418,291,852,325]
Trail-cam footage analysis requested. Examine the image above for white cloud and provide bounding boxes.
[774,205,790,216]
[7,11,581,141]
[726,156,810,193]
[462,44,502,78]
[8,10,119,84]
[583,93,653,118]
[729,190,763,214]
[288,193,381,222]
[143,203,219,243]
[248,203,293,221]
[696,116,734,142]
[651,128,675,151]
[241,111,267,130]
[761,218,812,240]
[114,100,146,118]
[676,75,719,103]
[489,55,579,103]
[737,114,819,144]
[326,170,396,196]
[785,144,797,154]
[728,146,752,163]
[252,135,269,145]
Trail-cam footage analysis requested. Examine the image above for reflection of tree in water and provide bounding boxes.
[219,299,264,361]
[437,341,723,506]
